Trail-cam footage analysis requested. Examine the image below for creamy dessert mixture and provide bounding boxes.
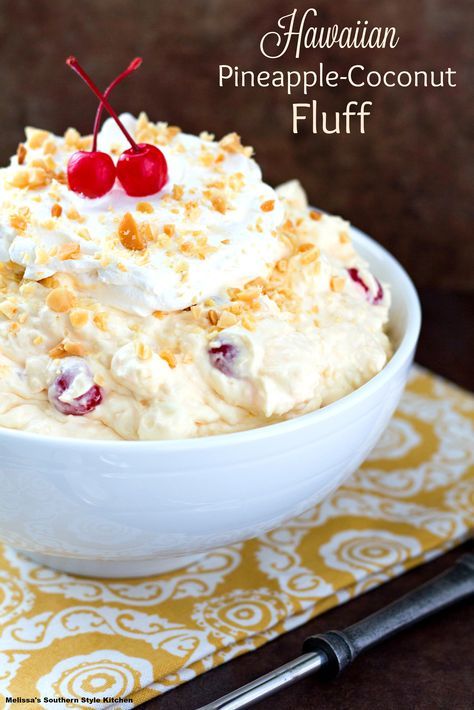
[0,113,391,439]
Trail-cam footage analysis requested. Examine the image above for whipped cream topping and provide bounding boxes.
[0,114,286,315]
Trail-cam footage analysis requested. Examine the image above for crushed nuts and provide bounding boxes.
[136,201,154,214]
[16,143,27,165]
[118,212,146,251]
[46,287,76,313]
[57,243,80,261]
[159,350,176,368]
[135,341,152,360]
[330,275,346,292]
[69,309,89,328]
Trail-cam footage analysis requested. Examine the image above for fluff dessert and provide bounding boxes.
[0,61,391,440]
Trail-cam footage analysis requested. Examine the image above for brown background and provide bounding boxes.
[0,0,472,291]
[0,2,472,708]
[1,0,472,385]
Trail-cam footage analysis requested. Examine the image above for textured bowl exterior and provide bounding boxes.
[0,227,421,577]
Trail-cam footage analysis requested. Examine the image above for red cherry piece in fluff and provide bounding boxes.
[347,267,384,304]
[117,143,168,196]
[66,56,168,197]
[209,342,239,377]
[66,58,142,199]
[48,358,103,416]
[67,150,115,198]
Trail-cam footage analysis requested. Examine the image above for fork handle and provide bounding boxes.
[303,552,474,678]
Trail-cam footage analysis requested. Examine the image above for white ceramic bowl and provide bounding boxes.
[0,226,421,577]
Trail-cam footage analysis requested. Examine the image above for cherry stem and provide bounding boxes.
[66,56,141,153]
[92,57,142,152]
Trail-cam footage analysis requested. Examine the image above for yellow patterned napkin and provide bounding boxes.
[1,366,472,708]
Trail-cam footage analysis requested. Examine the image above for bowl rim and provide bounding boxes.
[0,224,421,451]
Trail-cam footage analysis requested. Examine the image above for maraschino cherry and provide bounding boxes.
[67,58,142,198]
[347,267,384,304]
[209,341,239,377]
[67,149,115,199]
[66,56,168,197]
[117,142,168,197]
[48,358,103,416]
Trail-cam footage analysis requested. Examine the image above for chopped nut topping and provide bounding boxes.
[118,212,146,251]
[339,232,350,244]
[93,312,108,331]
[46,287,76,313]
[207,309,219,325]
[231,286,262,303]
[140,222,154,243]
[35,247,49,265]
[25,127,50,149]
[31,156,56,172]
[229,172,245,191]
[330,275,346,293]
[190,304,203,320]
[260,200,275,212]
[38,275,58,289]
[178,234,217,260]
[66,207,85,222]
[217,311,239,329]
[276,259,288,273]
[172,184,184,201]
[199,150,215,167]
[309,209,322,221]
[298,243,315,252]
[219,132,253,157]
[136,341,152,360]
[49,340,85,359]
[77,228,91,241]
[301,250,320,265]
[241,314,257,331]
[17,143,27,165]
[184,200,200,220]
[0,301,17,319]
[210,194,228,214]
[179,241,193,255]
[51,203,62,218]
[135,113,181,145]
[64,341,86,356]
[200,131,215,141]
[57,243,80,261]
[136,201,154,214]
[9,207,30,233]
[228,303,243,315]
[159,350,176,368]
[8,166,51,190]
[64,127,91,151]
[43,140,57,155]
[48,342,65,358]
[69,308,89,328]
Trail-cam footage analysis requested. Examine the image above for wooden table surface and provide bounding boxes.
[144,288,474,710]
